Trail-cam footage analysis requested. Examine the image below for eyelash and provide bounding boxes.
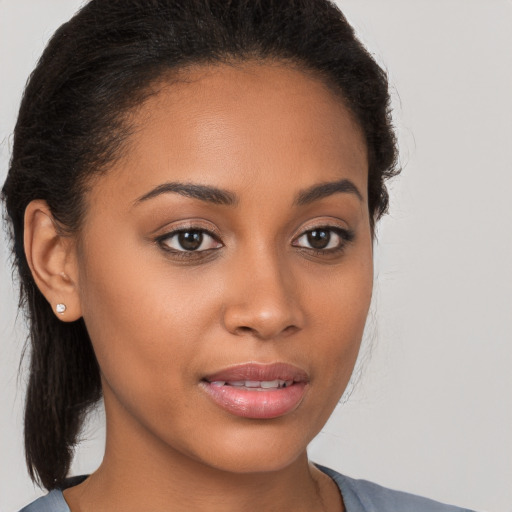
[155,225,354,260]
[155,227,222,261]
[292,226,355,256]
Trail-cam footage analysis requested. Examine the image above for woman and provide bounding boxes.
[1,1,478,511]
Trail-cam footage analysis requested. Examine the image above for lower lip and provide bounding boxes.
[201,382,307,419]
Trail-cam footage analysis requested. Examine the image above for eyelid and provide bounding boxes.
[292,218,351,239]
[152,220,224,258]
[150,218,222,238]
[292,226,353,244]
[157,229,222,254]
[291,220,355,254]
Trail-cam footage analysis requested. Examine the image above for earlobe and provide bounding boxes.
[24,200,82,322]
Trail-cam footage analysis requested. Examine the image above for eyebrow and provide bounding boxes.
[294,179,363,205]
[134,178,362,207]
[135,182,237,206]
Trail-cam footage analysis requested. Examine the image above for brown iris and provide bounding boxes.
[306,229,330,249]
[178,231,203,251]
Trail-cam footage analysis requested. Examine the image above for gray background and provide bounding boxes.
[1,1,511,511]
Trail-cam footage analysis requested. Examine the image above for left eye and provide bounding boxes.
[158,229,222,252]
[293,227,349,251]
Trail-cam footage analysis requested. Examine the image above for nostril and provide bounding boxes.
[234,324,299,339]
[236,326,255,335]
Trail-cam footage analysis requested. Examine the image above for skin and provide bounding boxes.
[25,62,373,512]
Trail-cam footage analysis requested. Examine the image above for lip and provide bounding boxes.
[201,362,309,419]
[205,362,309,383]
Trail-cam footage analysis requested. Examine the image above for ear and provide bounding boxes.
[24,200,82,322]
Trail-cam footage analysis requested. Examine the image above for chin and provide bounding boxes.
[179,419,315,475]
[202,448,304,475]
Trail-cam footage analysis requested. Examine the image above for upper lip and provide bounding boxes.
[204,362,309,383]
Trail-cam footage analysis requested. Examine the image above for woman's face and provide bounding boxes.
[74,62,373,473]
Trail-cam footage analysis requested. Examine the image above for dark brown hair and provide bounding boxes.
[2,0,398,490]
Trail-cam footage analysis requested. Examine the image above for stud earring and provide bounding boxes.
[56,303,67,314]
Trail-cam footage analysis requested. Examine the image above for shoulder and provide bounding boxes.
[17,490,69,512]
[18,476,87,512]
[317,465,476,512]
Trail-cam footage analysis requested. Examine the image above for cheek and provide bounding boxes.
[309,239,373,333]
[304,242,373,407]
[75,228,218,398]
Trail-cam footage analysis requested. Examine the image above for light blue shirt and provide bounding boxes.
[19,465,476,512]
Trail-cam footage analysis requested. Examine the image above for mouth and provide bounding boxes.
[209,379,294,390]
[200,363,309,419]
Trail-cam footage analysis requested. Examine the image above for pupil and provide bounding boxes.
[307,229,330,249]
[178,231,203,251]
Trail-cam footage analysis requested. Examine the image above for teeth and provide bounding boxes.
[210,381,226,387]
[221,380,293,389]
[260,380,280,389]
[228,381,246,387]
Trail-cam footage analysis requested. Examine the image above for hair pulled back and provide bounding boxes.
[2,0,398,490]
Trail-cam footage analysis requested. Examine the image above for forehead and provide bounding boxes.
[89,61,368,209]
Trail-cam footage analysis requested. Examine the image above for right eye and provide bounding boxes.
[157,229,223,253]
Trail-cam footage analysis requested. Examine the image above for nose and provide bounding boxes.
[221,249,305,340]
